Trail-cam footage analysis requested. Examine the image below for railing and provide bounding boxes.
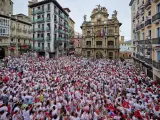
[56,38,64,41]
[34,47,45,51]
[152,38,160,44]
[10,42,16,46]
[145,58,152,65]
[152,12,160,23]
[46,37,51,41]
[96,45,102,48]
[54,10,58,14]
[0,43,10,46]
[107,45,119,49]
[35,28,43,32]
[33,38,44,41]
[107,33,114,36]
[46,27,50,31]
[46,17,50,21]
[59,22,64,26]
[54,19,58,23]
[140,23,145,29]
[145,0,151,9]
[153,61,160,70]
[59,14,64,18]
[54,28,58,33]
[138,55,144,61]
[136,12,140,18]
[145,19,151,26]
[36,9,44,14]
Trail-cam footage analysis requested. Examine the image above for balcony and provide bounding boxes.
[136,25,141,31]
[107,33,114,36]
[145,0,151,10]
[136,11,140,18]
[140,23,145,29]
[46,27,50,31]
[54,19,58,23]
[36,9,44,14]
[46,17,51,22]
[64,16,68,21]
[145,19,151,27]
[10,42,16,46]
[59,22,64,26]
[96,45,102,48]
[31,11,36,15]
[34,47,45,51]
[54,10,58,14]
[152,12,160,23]
[59,14,64,18]
[59,30,64,34]
[141,9,145,15]
[57,38,64,41]
[0,43,10,46]
[153,61,160,70]
[36,18,45,23]
[35,28,44,32]
[46,37,51,41]
[54,28,58,33]
[145,58,152,65]
[107,45,119,49]
[151,38,160,44]
[33,37,44,41]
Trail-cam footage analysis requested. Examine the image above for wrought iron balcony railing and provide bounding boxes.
[153,61,160,70]
[152,12,160,23]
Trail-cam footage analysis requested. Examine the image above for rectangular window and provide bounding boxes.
[109,52,113,56]
[96,41,102,45]
[48,43,50,48]
[157,27,160,38]
[86,41,91,45]
[48,4,50,10]
[148,11,151,16]
[38,43,40,47]
[157,51,160,62]
[142,16,144,21]
[142,32,145,40]
[148,30,151,38]
[157,3,160,13]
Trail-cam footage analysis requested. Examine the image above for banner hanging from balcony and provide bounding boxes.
[8,46,16,50]
[21,45,29,49]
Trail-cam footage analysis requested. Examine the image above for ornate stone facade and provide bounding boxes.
[81,5,122,59]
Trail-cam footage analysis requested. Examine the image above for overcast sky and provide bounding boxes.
[12,0,131,41]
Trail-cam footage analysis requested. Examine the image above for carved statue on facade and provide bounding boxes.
[102,7,107,13]
[113,10,118,17]
[96,4,101,10]
[84,15,87,22]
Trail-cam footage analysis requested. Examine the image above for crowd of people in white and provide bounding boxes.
[0,53,159,120]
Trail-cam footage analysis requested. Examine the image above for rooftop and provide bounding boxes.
[28,0,69,16]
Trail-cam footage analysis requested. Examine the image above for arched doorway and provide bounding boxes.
[0,47,5,59]
[96,51,103,59]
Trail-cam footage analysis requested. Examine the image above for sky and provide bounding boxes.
[12,0,131,41]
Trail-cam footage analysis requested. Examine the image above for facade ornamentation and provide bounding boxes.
[80,5,122,59]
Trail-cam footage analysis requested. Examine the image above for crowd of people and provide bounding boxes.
[0,53,159,120]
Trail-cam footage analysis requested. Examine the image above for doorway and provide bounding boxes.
[0,47,5,59]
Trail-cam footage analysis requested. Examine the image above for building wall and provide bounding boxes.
[130,0,160,81]
[81,6,121,59]
[29,0,70,58]
[0,0,13,16]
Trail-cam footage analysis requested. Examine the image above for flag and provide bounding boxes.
[101,29,103,37]
[102,27,105,38]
